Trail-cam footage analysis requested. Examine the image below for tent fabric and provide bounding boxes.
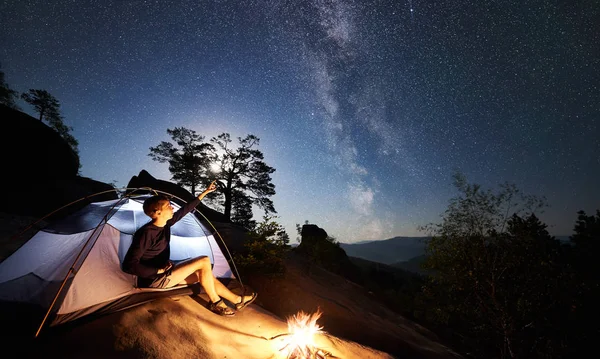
[0,194,235,327]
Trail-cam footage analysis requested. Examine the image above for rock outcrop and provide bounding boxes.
[2,104,116,218]
[2,104,79,176]
[295,223,362,282]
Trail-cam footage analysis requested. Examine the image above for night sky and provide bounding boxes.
[1,0,598,243]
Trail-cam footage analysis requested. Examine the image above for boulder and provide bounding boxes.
[300,224,329,245]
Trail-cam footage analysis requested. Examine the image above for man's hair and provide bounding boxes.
[142,195,170,217]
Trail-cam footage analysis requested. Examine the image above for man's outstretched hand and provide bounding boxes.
[206,181,217,193]
[198,180,217,200]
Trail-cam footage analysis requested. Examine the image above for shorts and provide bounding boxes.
[148,268,172,289]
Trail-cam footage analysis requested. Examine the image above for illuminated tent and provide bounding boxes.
[0,190,236,335]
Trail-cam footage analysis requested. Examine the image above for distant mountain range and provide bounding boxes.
[339,236,429,265]
[340,235,574,268]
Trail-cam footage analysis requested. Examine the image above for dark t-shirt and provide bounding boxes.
[122,197,201,287]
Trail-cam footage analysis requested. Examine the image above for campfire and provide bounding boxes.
[270,309,334,359]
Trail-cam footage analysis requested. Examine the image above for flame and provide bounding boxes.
[278,309,324,359]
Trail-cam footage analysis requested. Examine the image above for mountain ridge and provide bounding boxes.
[339,236,430,265]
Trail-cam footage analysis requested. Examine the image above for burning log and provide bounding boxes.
[269,309,337,359]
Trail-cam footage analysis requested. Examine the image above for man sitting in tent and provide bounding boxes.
[122,181,257,316]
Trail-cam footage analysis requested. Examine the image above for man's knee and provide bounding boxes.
[193,255,211,268]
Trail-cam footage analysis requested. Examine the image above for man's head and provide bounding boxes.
[142,195,174,220]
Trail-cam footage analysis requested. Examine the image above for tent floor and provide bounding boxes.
[2,277,247,340]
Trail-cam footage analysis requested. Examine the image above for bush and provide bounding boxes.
[419,173,571,358]
[233,215,290,277]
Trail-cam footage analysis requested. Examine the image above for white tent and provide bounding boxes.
[0,191,236,335]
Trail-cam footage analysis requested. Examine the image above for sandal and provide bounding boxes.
[235,291,258,311]
[208,299,235,316]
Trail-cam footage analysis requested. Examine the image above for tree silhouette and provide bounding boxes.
[21,89,60,122]
[149,127,213,196]
[230,188,256,230]
[570,209,600,249]
[20,88,80,171]
[0,69,20,110]
[233,215,289,276]
[206,133,276,223]
[47,111,80,156]
[252,215,290,247]
[149,129,276,226]
[420,173,569,358]
[567,209,600,355]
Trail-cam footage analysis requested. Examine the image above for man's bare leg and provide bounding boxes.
[167,256,252,307]
[212,276,254,306]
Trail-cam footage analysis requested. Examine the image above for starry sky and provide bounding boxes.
[1,0,598,243]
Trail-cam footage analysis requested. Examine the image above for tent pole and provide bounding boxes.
[34,217,112,337]
[33,192,134,338]
[35,267,74,337]
[10,188,120,243]
[195,211,244,288]
[13,186,158,243]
